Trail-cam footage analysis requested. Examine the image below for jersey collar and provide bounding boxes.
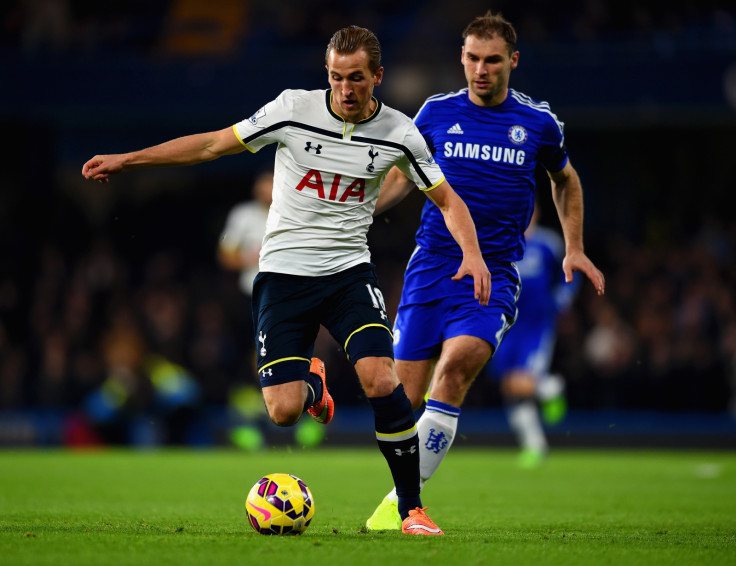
[325,89,382,124]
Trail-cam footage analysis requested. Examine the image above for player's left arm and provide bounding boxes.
[548,160,605,296]
[426,180,491,306]
[374,166,416,216]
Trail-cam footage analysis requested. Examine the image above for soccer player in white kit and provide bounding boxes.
[218,169,274,298]
[82,25,491,535]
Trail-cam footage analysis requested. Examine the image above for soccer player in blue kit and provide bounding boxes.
[487,203,581,469]
[82,25,493,535]
[367,11,605,530]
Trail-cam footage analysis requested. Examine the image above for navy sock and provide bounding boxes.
[302,367,323,412]
[368,383,422,519]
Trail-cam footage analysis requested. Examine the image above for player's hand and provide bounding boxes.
[452,256,491,306]
[82,154,124,183]
[563,251,605,296]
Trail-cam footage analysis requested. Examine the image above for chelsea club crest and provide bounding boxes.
[508,125,528,145]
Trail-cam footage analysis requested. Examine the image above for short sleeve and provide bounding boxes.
[395,123,445,191]
[233,90,294,152]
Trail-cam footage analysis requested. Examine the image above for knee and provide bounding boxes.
[501,372,536,399]
[406,388,425,411]
[354,356,399,398]
[261,377,308,427]
[268,409,301,427]
[429,369,477,407]
[265,400,302,427]
[434,369,475,394]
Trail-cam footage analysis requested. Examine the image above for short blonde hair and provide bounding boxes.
[325,25,382,74]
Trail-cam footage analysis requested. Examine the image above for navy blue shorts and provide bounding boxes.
[251,263,394,387]
[393,247,520,361]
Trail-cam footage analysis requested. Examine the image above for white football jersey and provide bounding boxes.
[219,200,269,295]
[233,89,445,276]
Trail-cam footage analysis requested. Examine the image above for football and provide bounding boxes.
[245,473,315,535]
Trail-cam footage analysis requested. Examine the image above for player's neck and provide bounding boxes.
[468,87,508,108]
[331,97,378,124]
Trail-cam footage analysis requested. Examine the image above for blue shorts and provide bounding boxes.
[393,247,520,361]
[251,263,394,387]
[484,317,556,382]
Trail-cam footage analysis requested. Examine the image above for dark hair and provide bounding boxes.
[462,10,517,54]
[325,25,382,73]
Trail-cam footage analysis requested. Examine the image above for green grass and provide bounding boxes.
[1,447,734,565]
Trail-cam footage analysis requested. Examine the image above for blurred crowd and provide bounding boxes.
[2,1,736,445]
[4,0,733,57]
[555,221,736,413]
[1,180,734,423]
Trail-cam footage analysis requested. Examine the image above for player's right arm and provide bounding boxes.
[82,126,245,183]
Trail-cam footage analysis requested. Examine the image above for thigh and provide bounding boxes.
[394,252,520,360]
[392,248,452,361]
[489,319,554,382]
[393,301,444,361]
[443,262,520,351]
[252,272,320,384]
[322,264,394,362]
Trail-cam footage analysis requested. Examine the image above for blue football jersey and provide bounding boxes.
[413,88,568,262]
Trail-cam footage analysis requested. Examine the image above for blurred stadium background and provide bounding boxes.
[1,0,735,448]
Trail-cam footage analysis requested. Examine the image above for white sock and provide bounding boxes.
[508,400,547,453]
[536,374,565,401]
[384,398,460,502]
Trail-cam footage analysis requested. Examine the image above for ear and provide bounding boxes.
[373,66,384,86]
[510,50,520,70]
[460,45,465,64]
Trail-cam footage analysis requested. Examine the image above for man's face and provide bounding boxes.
[461,34,518,106]
[326,49,383,123]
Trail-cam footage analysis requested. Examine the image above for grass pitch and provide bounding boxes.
[1,447,734,565]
